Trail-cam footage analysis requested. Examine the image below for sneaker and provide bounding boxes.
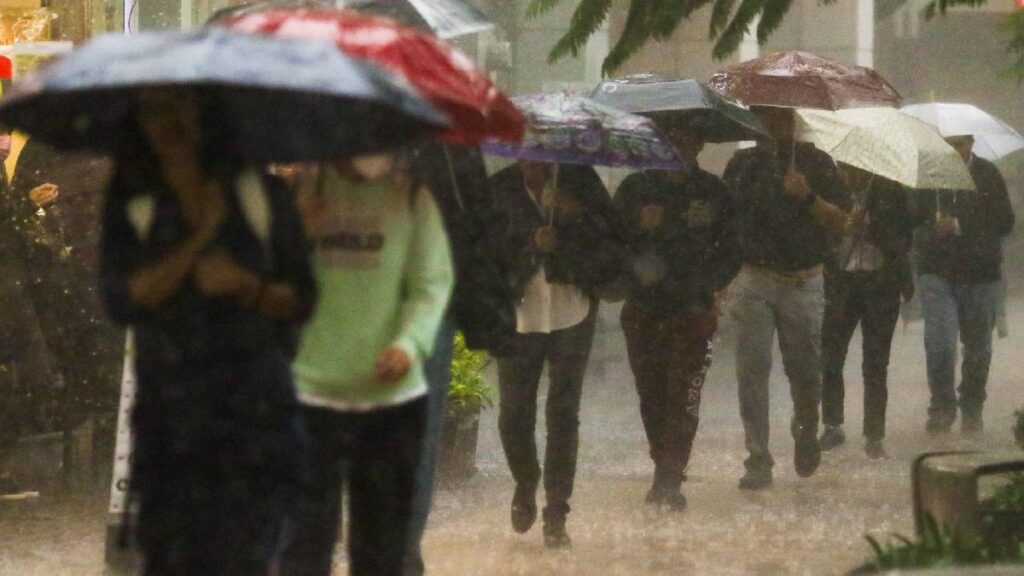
[819,426,847,452]
[0,477,39,502]
[962,411,983,435]
[738,468,773,491]
[644,483,662,505]
[926,413,955,435]
[865,438,887,460]
[794,436,822,478]
[510,483,537,534]
[543,521,572,549]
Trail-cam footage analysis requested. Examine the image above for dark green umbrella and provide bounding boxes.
[589,74,768,143]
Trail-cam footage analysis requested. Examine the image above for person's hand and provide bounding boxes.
[298,193,331,238]
[713,289,728,316]
[847,207,867,234]
[258,283,298,321]
[375,346,412,383]
[534,226,558,253]
[194,249,258,297]
[29,184,59,208]
[783,166,811,200]
[934,216,959,237]
[639,205,664,232]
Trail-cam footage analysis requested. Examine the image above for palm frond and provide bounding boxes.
[526,0,564,19]
[712,0,765,59]
[548,0,614,61]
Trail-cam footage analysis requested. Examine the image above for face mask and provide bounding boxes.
[351,154,395,180]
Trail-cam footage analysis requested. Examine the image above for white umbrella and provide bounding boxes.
[794,107,975,191]
[901,102,1024,161]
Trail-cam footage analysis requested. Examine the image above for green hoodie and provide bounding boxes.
[293,166,454,411]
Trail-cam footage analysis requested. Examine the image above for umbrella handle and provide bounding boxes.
[442,144,465,212]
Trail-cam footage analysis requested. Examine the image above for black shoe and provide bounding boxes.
[926,412,955,435]
[661,491,687,512]
[819,426,846,452]
[738,468,773,491]
[794,436,822,478]
[962,411,984,435]
[510,483,537,534]
[865,438,887,460]
[0,477,39,502]
[543,521,572,549]
[644,483,662,505]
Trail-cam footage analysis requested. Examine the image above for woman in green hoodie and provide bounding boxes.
[280,153,454,576]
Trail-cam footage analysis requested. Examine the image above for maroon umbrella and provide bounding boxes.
[707,51,902,110]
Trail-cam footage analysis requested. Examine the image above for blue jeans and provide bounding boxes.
[919,274,998,419]
[404,321,455,576]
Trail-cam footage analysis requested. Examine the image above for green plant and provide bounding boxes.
[446,332,493,419]
[855,514,1024,574]
[980,473,1024,512]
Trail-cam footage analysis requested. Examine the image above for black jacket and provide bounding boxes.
[490,163,626,301]
[615,168,742,315]
[914,157,1015,285]
[724,142,849,272]
[826,175,915,298]
[409,143,516,352]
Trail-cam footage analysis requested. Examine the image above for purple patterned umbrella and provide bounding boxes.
[480,92,683,170]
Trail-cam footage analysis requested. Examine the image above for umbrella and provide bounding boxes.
[208,0,494,39]
[794,107,974,190]
[221,8,524,145]
[480,92,683,170]
[0,27,447,163]
[901,103,1024,161]
[589,74,768,143]
[708,51,902,110]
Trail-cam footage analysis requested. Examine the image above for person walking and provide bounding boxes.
[100,88,317,575]
[819,165,914,460]
[280,152,454,576]
[724,107,849,491]
[490,160,624,547]
[915,135,1014,435]
[615,117,741,510]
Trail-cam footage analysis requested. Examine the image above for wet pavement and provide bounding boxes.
[2,298,1022,575]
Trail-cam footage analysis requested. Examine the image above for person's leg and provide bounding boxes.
[918,274,959,431]
[405,321,456,576]
[730,270,778,484]
[775,275,826,478]
[279,408,346,576]
[620,303,670,495]
[348,399,427,576]
[542,307,597,544]
[821,274,861,448]
[860,281,901,447]
[496,334,546,532]
[658,309,718,503]
[957,281,999,431]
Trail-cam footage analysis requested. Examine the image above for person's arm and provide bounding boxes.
[866,182,914,258]
[710,180,744,292]
[973,163,1015,238]
[262,176,318,324]
[382,186,455,379]
[784,165,849,242]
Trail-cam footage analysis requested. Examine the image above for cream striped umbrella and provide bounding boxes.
[794,107,975,190]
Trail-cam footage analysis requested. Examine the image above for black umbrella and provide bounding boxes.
[0,27,448,163]
[208,0,494,38]
[589,74,768,143]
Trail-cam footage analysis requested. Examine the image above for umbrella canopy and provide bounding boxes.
[901,102,1024,161]
[794,108,974,190]
[708,51,902,110]
[0,27,447,163]
[208,0,494,38]
[480,92,682,170]
[221,8,524,145]
[588,74,768,143]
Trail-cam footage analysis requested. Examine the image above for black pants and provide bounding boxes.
[822,271,901,440]
[280,399,427,576]
[496,310,596,524]
[621,304,717,491]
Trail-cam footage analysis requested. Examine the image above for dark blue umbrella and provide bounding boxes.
[0,27,449,163]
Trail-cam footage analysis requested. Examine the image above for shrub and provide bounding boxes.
[446,332,492,419]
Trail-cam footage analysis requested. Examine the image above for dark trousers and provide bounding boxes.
[821,271,901,440]
[280,399,427,576]
[621,303,717,490]
[497,309,596,523]
[405,321,455,576]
